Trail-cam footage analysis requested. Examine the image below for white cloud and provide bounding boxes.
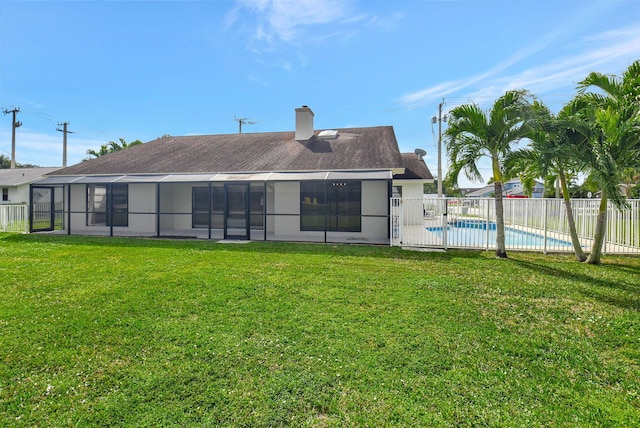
[234,0,362,46]
[399,24,640,110]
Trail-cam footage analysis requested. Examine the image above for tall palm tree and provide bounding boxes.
[506,100,589,261]
[445,90,532,258]
[576,61,640,264]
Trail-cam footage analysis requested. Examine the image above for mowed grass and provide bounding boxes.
[1,234,639,427]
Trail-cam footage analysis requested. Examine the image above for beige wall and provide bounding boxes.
[158,183,193,230]
[272,181,300,236]
[128,183,156,233]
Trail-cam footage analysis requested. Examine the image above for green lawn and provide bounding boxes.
[1,234,639,427]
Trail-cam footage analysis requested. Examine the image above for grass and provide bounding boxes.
[1,233,639,427]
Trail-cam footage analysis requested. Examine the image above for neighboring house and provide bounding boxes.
[0,167,61,204]
[465,179,544,198]
[32,107,432,244]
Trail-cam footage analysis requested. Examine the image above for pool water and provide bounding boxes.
[427,219,573,248]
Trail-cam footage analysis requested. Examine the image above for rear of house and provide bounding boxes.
[32,107,432,244]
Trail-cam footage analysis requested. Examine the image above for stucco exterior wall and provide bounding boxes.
[393,179,426,225]
[68,184,95,233]
[271,181,302,237]
[1,185,30,204]
[127,183,156,233]
[158,183,193,231]
[1,183,55,205]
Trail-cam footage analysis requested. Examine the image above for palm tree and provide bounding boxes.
[444,90,533,258]
[576,60,640,264]
[506,100,589,261]
[621,167,640,197]
[86,138,143,159]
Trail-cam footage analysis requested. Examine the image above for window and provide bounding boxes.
[300,182,325,231]
[192,185,225,228]
[2,188,8,202]
[87,184,128,226]
[300,181,361,232]
[192,187,209,228]
[110,184,129,227]
[250,183,264,229]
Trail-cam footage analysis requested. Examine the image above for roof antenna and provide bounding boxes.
[234,116,256,134]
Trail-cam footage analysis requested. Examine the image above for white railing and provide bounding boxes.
[0,204,29,233]
[391,197,640,254]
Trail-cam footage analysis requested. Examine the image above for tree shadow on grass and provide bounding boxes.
[509,258,640,312]
[603,260,640,276]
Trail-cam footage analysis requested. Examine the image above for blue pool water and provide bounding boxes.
[427,219,573,248]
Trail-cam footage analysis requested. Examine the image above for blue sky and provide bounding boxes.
[1,0,639,187]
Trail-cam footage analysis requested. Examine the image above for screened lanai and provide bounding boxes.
[31,170,393,244]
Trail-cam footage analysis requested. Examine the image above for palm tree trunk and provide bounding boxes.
[559,171,587,262]
[586,194,608,264]
[494,180,508,258]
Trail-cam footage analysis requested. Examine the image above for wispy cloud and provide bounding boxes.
[235,0,358,43]
[399,24,640,110]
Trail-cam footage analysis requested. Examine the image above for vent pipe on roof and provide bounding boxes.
[295,106,314,140]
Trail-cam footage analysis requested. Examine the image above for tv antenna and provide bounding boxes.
[234,116,256,134]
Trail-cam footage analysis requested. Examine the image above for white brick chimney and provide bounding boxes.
[295,106,314,140]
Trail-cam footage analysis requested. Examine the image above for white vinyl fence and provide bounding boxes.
[391,197,640,255]
[0,204,29,233]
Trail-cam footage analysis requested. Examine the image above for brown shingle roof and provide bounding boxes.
[396,153,433,180]
[49,127,403,176]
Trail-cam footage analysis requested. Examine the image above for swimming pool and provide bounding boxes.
[427,219,573,249]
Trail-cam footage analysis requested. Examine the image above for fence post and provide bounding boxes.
[389,198,395,246]
[485,199,490,251]
[443,198,448,250]
[543,199,548,254]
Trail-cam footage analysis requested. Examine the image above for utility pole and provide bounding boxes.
[432,100,446,197]
[3,107,22,169]
[56,121,75,167]
[234,116,255,134]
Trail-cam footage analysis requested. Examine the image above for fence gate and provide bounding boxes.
[31,186,58,232]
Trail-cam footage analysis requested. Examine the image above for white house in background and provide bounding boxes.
[0,168,61,204]
[465,179,544,198]
[31,107,433,244]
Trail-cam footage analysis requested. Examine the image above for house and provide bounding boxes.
[32,107,432,244]
[0,167,61,204]
[465,179,544,198]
